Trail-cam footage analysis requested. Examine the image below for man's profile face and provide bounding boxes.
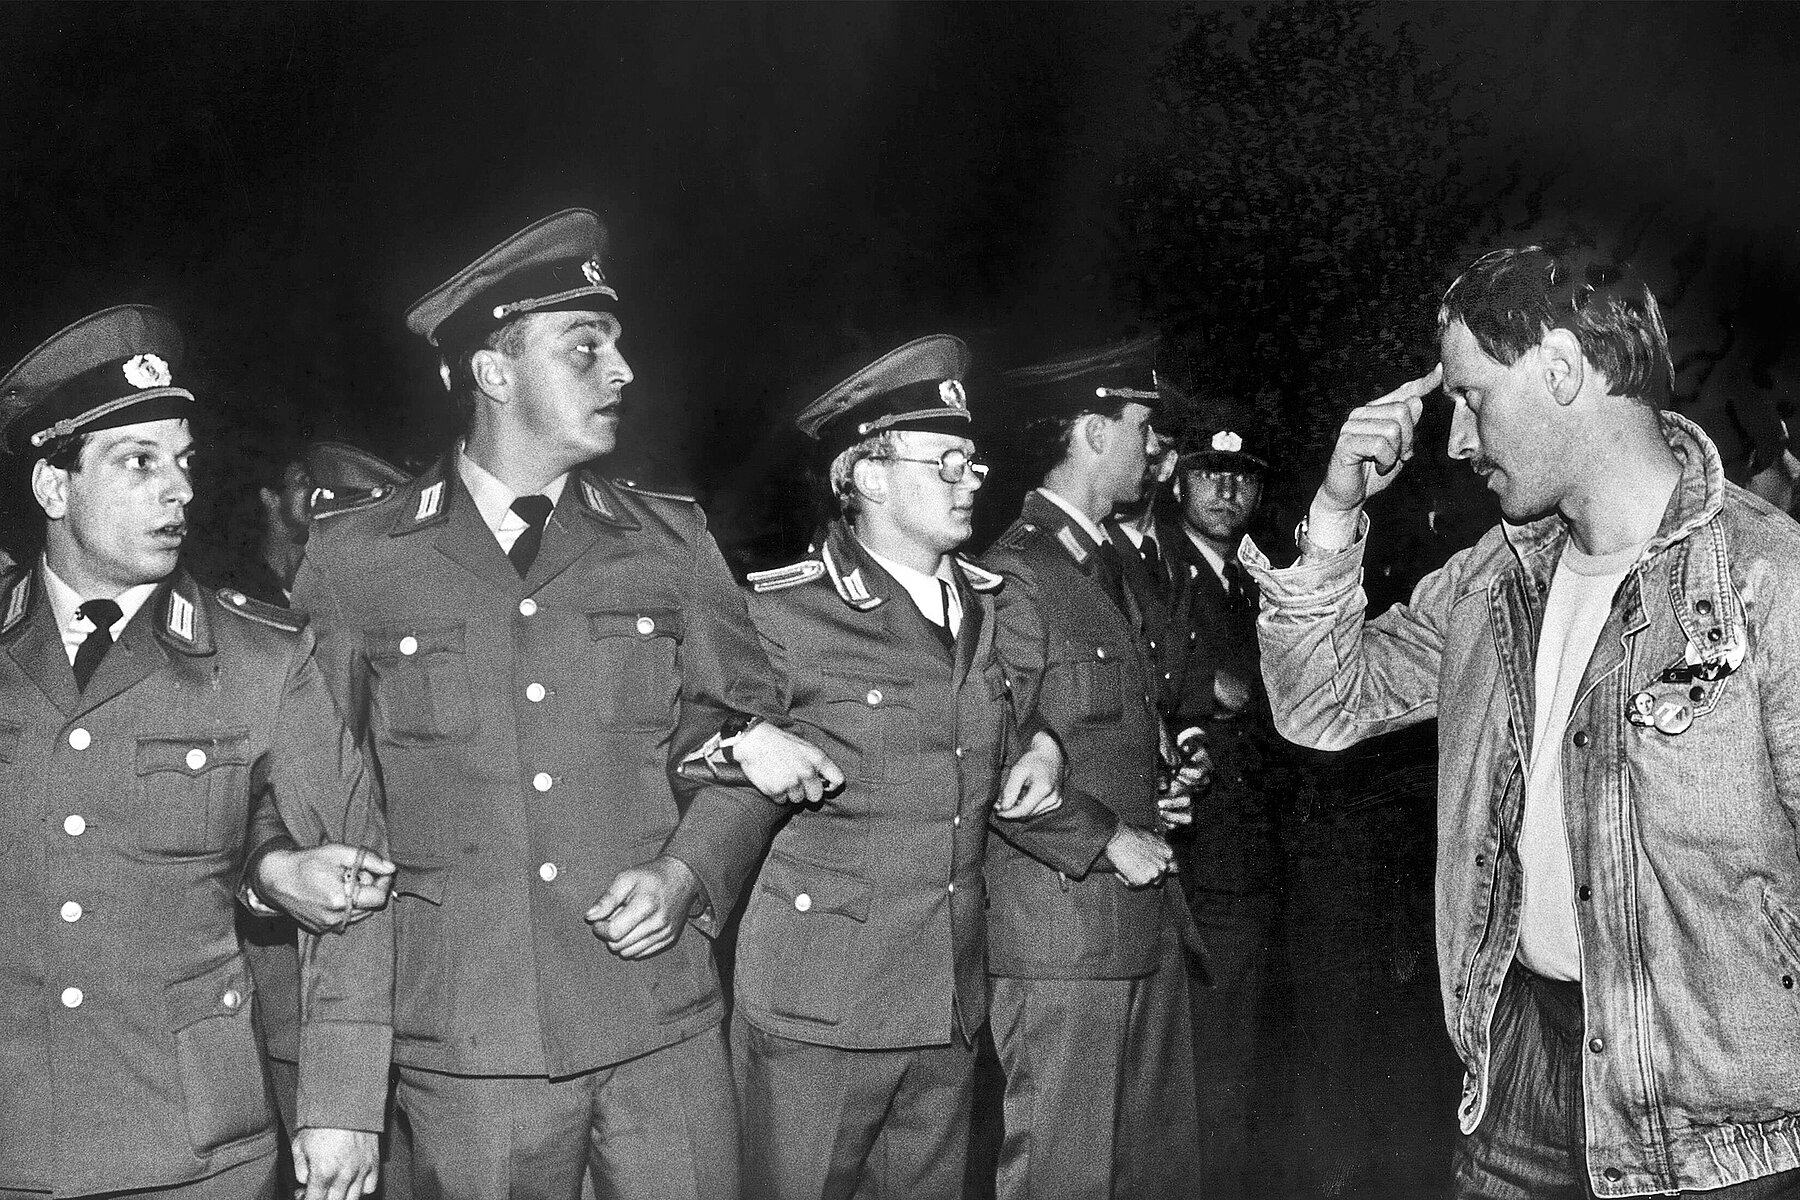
[1440,320,1567,524]
[1098,401,1155,507]
[37,418,194,593]
[871,430,984,556]
[501,310,632,470]
[1180,465,1263,545]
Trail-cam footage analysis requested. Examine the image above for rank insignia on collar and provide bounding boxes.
[167,589,195,642]
[2,575,29,633]
[1055,525,1091,564]
[415,481,445,522]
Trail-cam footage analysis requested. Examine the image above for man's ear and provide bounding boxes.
[1540,329,1586,407]
[32,460,68,520]
[470,347,511,405]
[851,457,889,507]
[1079,413,1109,456]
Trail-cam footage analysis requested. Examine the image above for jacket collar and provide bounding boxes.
[389,456,642,539]
[1019,489,1103,570]
[817,521,1001,612]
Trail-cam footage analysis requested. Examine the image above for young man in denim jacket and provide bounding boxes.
[1242,245,1800,1197]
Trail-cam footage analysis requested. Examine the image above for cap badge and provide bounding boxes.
[1212,430,1243,453]
[581,258,607,287]
[123,354,171,390]
[939,379,967,410]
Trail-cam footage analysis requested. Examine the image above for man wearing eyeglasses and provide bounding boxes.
[729,335,1082,1200]
[981,336,1202,1200]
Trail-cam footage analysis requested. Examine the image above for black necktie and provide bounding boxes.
[933,579,957,653]
[72,598,122,691]
[1096,540,1131,616]
[1224,559,1253,611]
[508,495,555,577]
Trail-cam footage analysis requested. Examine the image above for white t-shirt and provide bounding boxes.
[1515,539,1644,981]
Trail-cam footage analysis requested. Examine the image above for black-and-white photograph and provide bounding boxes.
[3,4,1800,1199]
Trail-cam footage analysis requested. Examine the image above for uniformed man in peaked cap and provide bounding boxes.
[730,336,1099,1199]
[291,208,840,1200]
[0,305,394,1199]
[980,336,1203,1200]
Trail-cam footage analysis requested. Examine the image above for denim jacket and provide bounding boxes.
[1242,414,1800,1196]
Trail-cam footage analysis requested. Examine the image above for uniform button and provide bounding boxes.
[221,989,241,1011]
[865,689,883,706]
[1095,647,1107,659]
[519,598,538,616]
[794,893,813,913]
[63,814,86,836]
[60,987,83,1008]
[539,862,558,882]
[1578,885,1592,901]
[636,616,655,635]
[526,683,547,703]
[1603,1168,1622,1183]
[533,772,554,792]
[954,815,962,826]
[947,882,957,894]
[1588,1037,1605,1054]
[1571,731,1589,748]
[1695,598,1713,615]
[186,748,208,770]
[67,728,91,750]
[954,746,966,758]
[60,901,82,922]
[1689,685,1706,702]
[399,635,419,656]
[1149,639,1158,650]
[1164,672,1173,681]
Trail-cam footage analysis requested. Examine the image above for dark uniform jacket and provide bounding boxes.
[735,524,1100,1049]
[292,457,783,1078]
[981,490,1171,980]
[1105,519,1194,716]
[0,566,392,1195]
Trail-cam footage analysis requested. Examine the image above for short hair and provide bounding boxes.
[1438,246,1673,406]
[1018,396,1133,485]
[827,430,903,520]
[441,317,535,429]
[40,433,90,472]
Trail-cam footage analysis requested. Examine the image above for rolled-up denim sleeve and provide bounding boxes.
[1238,524,1451,752]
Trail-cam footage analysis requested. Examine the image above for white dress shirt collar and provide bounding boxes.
[859,541,962,634]
[1035,486,1112,551]
[456,444,568,551]
[41,558,159,664]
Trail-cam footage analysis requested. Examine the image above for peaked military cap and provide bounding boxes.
[405,208,619,349]
[0,305,195,457]
[1002,333,1163,416]
[797,334,974,459]
[1181,427,1268,473]
[304,440,410,494]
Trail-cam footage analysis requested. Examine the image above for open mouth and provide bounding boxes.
[149,521,187,545]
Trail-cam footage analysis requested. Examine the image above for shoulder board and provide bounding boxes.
[954,557,1004,592]
[214,588,308,633]
[747,560,826,593]
[310,485,397,520]
[992,520,1047,551]
[612,478,697,504]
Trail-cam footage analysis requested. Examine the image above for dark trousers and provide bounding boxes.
[1453,962,1800,1199]
[0,1155,277,1200]
[392,1026,739,1200]
[732,1015,976,1200]
[990,926,1200,1200]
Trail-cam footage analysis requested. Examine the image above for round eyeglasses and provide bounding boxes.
[877,448,990,484]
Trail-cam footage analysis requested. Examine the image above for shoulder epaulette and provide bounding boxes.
[214,588,309,633]
[747,559,827,592]
[954,557,1005,592]
[993,520,1045,551]
[612,478,698,504]
[310,485,397,520]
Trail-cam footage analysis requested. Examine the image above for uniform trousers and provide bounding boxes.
[732,1014,976,1200]
[1453,962,1800,1200]
[990,924,1200,1200]
[392,1026,739,1200]
[0,1155,276,1200]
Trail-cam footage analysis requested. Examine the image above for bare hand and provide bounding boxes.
[293,1127,379,1200]
[995,731,1063,819]
[587,856,701,959]
[733,722,846,804]
[254,844,395,934]
[1315,365,1442,525]
[1105,824,1176,888]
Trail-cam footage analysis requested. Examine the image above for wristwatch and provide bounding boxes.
[718,714,765,764]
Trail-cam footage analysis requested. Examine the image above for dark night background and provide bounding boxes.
[4,4,1799,1194]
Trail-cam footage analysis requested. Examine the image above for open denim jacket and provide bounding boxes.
[1243,413,1800,1196]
